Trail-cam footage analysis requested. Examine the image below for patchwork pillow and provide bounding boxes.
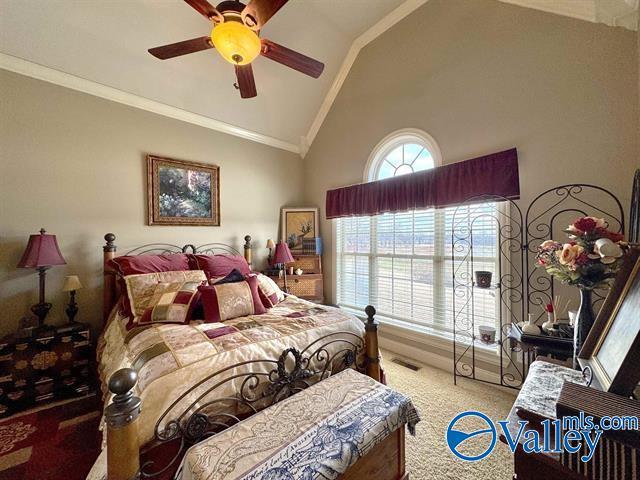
[191,269,245,320]
[137,280,202,328]
[110,253,193,318]
[124,270,207,320]
[193,254,251,279]
[255,273,285,308]
[198,275,265,322]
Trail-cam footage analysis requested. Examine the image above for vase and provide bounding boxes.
[573,288,595,367]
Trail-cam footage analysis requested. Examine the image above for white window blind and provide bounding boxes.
[336,206,499,333]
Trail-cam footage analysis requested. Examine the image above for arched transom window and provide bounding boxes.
[365,129,442,181]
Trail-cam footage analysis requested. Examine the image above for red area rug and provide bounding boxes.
[0,395,102,480]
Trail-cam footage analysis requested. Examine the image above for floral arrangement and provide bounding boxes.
[535,216,626,289]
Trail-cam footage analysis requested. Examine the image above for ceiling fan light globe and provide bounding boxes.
[211,21,261,66]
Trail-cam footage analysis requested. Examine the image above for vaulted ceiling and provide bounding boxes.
[1,0,637,156]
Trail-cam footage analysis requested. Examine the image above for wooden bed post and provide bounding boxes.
[106,368,141,480]
[244,235,252,267]
[364,305,382,382]
[104,233,117,323]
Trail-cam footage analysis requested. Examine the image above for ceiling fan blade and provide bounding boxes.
[148,36,214,60]
[184,0,222,21]
[234,64,257,98]
[260,39,324,78]
[241,0,289,30]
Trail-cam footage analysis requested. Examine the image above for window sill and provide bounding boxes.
[343,306,502,366]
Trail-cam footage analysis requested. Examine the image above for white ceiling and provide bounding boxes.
[0,0,637,156]
[0,0,406,149]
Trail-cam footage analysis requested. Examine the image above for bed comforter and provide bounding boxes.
[97,295,366,447]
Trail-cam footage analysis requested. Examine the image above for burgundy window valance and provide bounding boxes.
[326,148,519,219]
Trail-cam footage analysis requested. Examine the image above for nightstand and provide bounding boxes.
[269,253,324,303]
[0,322,94,417]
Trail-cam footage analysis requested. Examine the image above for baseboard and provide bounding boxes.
[379,333,512,389]
[379,335,452,373]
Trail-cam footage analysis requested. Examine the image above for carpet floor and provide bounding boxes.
[382,349,517,480]
[0,354,517,480]
[0,395,102,480]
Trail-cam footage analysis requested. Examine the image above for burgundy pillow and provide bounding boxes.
[193,254,251,279]
[109,254,192,318]
[198,275,265,322]
[110,254,191,276]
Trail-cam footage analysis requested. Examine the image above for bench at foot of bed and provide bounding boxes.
[177,368,420,480]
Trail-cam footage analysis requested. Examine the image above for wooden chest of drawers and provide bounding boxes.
[289,254,322,274]
[271,273,324,303]
[0,322,93,417]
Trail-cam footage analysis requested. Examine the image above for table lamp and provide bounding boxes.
[273,241,294,293]
[17,228,66,327]
[62,275,83,324]
[266,238,276,265]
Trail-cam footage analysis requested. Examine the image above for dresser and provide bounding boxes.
[0,322,93,417]
[270,254,324,303]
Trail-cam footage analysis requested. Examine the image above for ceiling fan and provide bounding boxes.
[148,0,325,99]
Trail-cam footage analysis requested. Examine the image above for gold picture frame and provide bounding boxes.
[280,207,319,251]
[147,155,220,226]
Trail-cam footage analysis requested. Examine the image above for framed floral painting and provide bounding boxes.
[147,155,220,226]
[280,207,319,251]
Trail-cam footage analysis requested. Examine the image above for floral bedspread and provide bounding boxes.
[177,368,420,480]
[97,296,366,447]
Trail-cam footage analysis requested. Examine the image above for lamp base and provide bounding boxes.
[30,302,52,327]
[65,291,79,324]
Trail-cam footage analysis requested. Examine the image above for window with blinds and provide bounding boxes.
[335,133,500,334]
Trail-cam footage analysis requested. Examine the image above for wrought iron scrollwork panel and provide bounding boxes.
[452,195,525,389]
[452,184,624,391]
[140,332,365,478]
[525,184,624,319]
[122,242,242,257]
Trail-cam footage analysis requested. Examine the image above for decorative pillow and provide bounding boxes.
[198,275,265,322]
[124,270,207,319]
[255,273,285,308]
[190,269,246,320]
[110,254,192,276]
[110,254,193,318]
[193,254,251,279]
[211,269,245,285]
[137,280,202,328]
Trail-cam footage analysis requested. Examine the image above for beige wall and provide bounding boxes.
[304,0,639,303]
[0,70,304,336]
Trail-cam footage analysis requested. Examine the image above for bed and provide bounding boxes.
[95,233,385,480]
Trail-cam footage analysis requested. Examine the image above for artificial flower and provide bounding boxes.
[558,243,584,267]
[571,216,607,234]
[536,216,626,290]
[539,240,560,250]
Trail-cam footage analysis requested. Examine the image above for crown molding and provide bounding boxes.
[301,0,430,158]
[0,53,300,155]
[498,0,597,22]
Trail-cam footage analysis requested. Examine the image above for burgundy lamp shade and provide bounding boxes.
[273,241,294,265]
[17,229,66,269]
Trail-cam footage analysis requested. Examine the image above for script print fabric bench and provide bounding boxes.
[177,368,420,480]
